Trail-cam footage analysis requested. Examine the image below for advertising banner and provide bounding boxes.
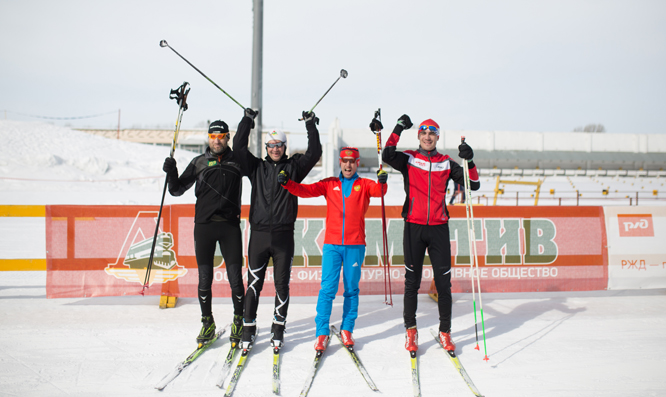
[46,205,608,298]
[604,207,666,289]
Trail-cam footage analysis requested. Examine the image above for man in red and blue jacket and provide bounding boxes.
[380,115,480,353]
[278,147,388,351]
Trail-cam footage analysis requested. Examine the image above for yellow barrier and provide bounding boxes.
[0,205,47,271]
[0,259,46,271]
[0,205,45,217]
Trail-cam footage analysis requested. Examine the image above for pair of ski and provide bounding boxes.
[156,326,280,396]
[410,329,484,397]
[217,327,283,396]
[300,325,379,397]
[154,323,230,390]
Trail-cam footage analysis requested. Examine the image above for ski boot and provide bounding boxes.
[439,331,456,352]
[241,319,257,352]
[405,326,418,353]
[270,321,285,352]
[230,314,243,348]
[314,335,329,352]
[197,315,216,347]
[340,330,354,349]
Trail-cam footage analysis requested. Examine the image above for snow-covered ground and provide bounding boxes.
[2,120,666,396]
[2,272,666,397]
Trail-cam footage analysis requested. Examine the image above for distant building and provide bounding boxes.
[78,120,666,177]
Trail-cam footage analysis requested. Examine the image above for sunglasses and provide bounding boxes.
[266,142,285,148]
[209,133,228,140]
[419,125,439,133]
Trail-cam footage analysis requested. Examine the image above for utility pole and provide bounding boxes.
[250,0,263,157]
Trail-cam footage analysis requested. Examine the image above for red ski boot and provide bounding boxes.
[314,335,329,352]
[439,331,456,352]
[405,327,418,352]
[340,330,354,348]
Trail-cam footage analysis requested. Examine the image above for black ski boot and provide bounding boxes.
[241,320,257,351]
[230,314,243,347]
[271,321,285,350]
[197,315,216,347]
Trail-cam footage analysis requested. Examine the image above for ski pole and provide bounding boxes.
[372,109,393,306]
[159,40,245,110]
[461,136,488,361]
[141,82,190,295]
[298,69,348,120]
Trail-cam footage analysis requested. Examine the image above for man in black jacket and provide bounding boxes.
[163,115,251,348]
[233,109,322,351]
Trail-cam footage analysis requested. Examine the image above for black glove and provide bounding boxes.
[163,157,177,175]
[377,169,388,184]
[458,141,474,160]
[245,108,258,119]
[278,170,290,186]
[397,114,413,129]
[370,118,383,132]
[302,111,319,125]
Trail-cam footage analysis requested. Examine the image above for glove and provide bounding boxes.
[397,114,413,129]
[458,141,474,160]
[377,169,388,184]
[245,108,258,119]
[278,170,290,186]
[369,118,383,132]
[302,111,319,125]
[163,157,177,175]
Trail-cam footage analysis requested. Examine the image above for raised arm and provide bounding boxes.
[231,108,261,176]
[381,114,412,172]
[292,111,323,183]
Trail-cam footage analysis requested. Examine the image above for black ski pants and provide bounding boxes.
[194,221,245,318]
[403,222,453,333]
[243,229,294,327]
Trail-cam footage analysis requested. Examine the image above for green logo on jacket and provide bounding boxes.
[208,160,217,166]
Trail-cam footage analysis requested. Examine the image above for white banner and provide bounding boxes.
[604,206,666,289]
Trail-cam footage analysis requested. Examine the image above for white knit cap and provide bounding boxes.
[266,129,287,143]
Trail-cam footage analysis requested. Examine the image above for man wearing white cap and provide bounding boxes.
[233,110,322,352]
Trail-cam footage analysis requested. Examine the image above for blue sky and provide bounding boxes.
[1,0,665,135]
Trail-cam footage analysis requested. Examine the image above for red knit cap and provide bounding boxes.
[339,147,360,160]
[418,119,440,136]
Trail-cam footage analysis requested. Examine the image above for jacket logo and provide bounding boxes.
[208,160,217,166]
[334,186,340,191]
[354,185,360,191]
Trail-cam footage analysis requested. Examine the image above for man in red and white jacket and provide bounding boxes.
[379,114,480,353]
[278,147,388,352]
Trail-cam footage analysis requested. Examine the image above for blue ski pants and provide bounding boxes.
[315,244,365,337]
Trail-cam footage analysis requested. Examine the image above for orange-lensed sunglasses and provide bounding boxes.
[209,133,228,140]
